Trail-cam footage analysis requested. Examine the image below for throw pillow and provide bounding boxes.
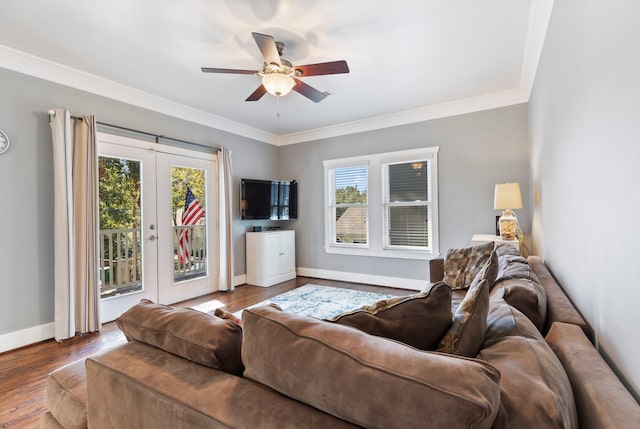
[443,242,495,290]
[214,307,243,326]
[116,299,244,376]
[242,304,501,429]
[470,247,499,291]
[436,279,489,357]
[326,282,452,350]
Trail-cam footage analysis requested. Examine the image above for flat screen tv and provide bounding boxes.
[241,179,297,220]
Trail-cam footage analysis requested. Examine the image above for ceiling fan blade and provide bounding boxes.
[292,78,329,103]
[252,32,281,66]
[201,67,257,75]
[245,85,267,102]
[295,60,350,77]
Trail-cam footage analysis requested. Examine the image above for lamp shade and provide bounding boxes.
[262,73,295,97]
[494,183,523,210]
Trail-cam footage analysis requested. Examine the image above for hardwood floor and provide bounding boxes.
[0,277,412,428]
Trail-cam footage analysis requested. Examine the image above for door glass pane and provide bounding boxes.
[172,167,207,282]
[98,156,143,298]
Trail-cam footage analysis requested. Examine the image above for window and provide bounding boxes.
[383,160,432,249]
[324,147,439,260]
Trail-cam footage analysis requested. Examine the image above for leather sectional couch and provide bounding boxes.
[41,245,640,428]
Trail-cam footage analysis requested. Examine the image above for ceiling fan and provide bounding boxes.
[201,32,349,103]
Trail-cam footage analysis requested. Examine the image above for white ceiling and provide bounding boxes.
[0,0,553,145]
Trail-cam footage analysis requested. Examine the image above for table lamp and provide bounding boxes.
[494,183,522,240]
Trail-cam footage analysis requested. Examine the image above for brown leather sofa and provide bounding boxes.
[41,248,640,429]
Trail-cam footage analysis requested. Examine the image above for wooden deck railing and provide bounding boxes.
[99,225,206,299]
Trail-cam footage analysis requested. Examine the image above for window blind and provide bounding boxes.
[387,162,428,202]
[385,161,430,248]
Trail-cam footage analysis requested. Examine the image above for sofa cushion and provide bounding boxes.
[495,242,520,257]
[116,299,244,376]
[443,242,495,289]
[479,300,578,429]
[326,281,452,350]
[40,412,67,429]
[242,305,501,429]
[86,341,360,429]
[437,279,489,357]
[528,256,591,336]
[43,358,88,429]
[495,254,537,283]
[490,256,547,331]
[546,322,640,429]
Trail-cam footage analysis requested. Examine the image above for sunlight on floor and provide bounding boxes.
[190,299,226,313]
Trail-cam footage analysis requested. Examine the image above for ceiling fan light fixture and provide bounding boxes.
[202,32,349,102]
[262,73,295,97]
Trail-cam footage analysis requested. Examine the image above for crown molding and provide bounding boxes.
[0,44,277,145]
[520,0,555,96]
[1,0,553,147]
[275,87,529,146]
[275,0,554,146]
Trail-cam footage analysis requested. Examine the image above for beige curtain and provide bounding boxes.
[217,147,234,291]
[50,108,100,341]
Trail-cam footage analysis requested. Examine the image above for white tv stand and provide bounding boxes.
[246,230,296,287]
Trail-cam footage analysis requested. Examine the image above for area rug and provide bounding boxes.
[237,284,397,320]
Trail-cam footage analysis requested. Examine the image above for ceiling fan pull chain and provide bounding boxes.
[276,95,281,118]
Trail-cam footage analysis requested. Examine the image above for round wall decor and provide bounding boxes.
[0,129,9,154]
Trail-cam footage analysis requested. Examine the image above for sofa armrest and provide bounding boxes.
[546,322,640,429]
[528,256,591,337]
[429,258,444,283]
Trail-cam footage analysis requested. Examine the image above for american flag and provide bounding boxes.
[179,186,205,264]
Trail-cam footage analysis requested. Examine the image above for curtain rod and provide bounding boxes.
[47,109,221,152]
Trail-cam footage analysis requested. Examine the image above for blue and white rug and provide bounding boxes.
[238,284,397,320]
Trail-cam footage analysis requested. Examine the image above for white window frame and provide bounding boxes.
[323,147,439,260]
[325,161,370,249]
[382,157,434,252]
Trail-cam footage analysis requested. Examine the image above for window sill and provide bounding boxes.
[325,245,440,260]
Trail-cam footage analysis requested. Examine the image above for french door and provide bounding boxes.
[97,133,218,322]
[156,152,218,304]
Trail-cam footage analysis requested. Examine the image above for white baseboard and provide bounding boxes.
[0,322,55,354]
[296,267,426,291]
[0,269,419,354]
[234,274,247,286]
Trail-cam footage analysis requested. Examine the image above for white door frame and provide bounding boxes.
[97,132,219,321]
[97,139,158,322]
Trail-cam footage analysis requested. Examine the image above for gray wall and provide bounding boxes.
[0,68,531,340]
[0,68,278,335]
[278,104,530,282]
[529,0,640,397]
